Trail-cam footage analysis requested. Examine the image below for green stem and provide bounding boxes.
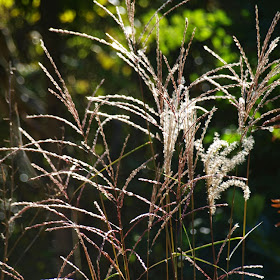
[140,236,242,278]
[242,151,251,280]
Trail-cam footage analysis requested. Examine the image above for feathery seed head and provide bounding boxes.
[195,134,254,214]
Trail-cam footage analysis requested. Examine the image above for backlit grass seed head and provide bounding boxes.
[195,133,254,214]
[161,87,198,175]
[161,105,180,175]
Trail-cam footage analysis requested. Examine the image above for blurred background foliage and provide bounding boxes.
[0,0,280,279]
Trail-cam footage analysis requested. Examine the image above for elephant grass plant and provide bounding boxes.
[1,1,280,279]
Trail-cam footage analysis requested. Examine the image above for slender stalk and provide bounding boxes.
[165,225,169,280]
[71,210,83,280]
[168,200,177,279]
[116,204,130,280]
[190,192,196,280]
[176,169,183,280]
[78,231,98,280]
[98,191,122,280]
[209,213,218,280]
[187,146,196,280]
[166,193,177,279]
[178,205,183,280]
[242,152,251,280]
[226,186,236,278]
[226,141,241,277]
[241,200,247,280]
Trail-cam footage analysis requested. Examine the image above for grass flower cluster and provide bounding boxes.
[195,134,254,215]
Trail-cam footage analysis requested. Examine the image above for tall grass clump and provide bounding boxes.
[1,1,280,279]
